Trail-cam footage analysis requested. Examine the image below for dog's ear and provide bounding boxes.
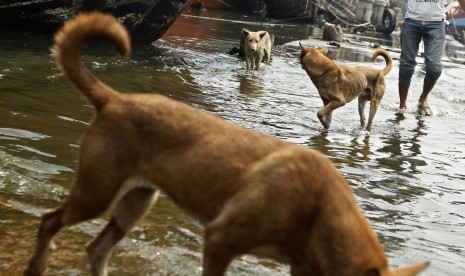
[299,42,308,62]
[318,48,329,56]
[258,31,268,40]
[299,42,307,54]
[242,28,250,37]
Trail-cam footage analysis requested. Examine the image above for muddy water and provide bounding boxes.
[1,9,465,275]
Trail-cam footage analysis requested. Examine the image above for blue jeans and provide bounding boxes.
[399,18,446,84]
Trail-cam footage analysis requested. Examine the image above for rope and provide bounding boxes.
[266,0,375,28]
[314,0,374,27]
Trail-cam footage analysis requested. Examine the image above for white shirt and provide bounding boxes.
[405,0,450,21]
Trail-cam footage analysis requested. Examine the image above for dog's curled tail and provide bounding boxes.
[52,12,131,111]
[371,49,393,76]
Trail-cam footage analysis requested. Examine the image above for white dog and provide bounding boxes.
[242,28,272,70]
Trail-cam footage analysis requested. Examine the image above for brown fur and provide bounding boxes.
[24,12,428,276]
[299,43,393,131]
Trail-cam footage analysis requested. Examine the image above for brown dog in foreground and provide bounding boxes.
[24,12,429,276]
[300,43,393,131]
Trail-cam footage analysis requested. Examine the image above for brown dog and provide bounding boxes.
[300,43,393,131]
[25,12,429,276]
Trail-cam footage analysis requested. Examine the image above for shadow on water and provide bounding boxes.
[1,8,465,275]
[237,74,265,98]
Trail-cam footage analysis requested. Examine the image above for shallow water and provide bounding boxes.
[1,9,465,275]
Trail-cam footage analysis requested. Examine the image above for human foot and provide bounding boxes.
[418,103,432,116]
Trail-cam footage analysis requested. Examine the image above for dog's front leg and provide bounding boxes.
[317,110,330,129]
[317,98,345,129]
[202,228,237,275]
[320,98,333,127]
[245,58,250,70]
[203,189,277,276]
[255,53,263,70]
[290,262,315,276]
[202,244,233,276]
[24,208,65,276]
[323,110,333,127]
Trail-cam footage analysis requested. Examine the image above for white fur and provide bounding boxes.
[242,28,272,70]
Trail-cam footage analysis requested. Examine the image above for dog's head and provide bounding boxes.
[299,42,331,73]
[242,28,268,52]
[299,42,329,62]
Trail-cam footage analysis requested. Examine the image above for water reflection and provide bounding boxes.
[1,9,465,276]
[382,113,428,174]
[307,130,330,155]
[237,74,265,97]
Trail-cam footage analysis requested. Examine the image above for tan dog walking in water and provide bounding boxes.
[300,43,393,131]
[242,28,272,70]
[25,12,429,276]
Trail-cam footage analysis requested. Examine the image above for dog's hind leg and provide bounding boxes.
[358,94,368,128]
[87,186,159,276]
[25,176,118,275]
[364,76,386,131]
[24,207,65,276]
[366,98,380,131]
[25,173,133,276]
[366,85,384,131]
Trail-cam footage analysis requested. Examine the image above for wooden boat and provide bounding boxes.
[266,0,314,19]
[190,0,266,13]
[0,0,193,43]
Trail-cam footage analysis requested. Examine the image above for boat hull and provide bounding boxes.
[0,0,193,43]
[191,0,237,9]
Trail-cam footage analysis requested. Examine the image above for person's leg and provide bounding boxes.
[398,19,422,110]
[398,81,410,110]
[418,78,435,115]
[418,20,446,115]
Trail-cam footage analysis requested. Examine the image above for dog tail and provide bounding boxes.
[52,12,131,111]
[371,49,393,76]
